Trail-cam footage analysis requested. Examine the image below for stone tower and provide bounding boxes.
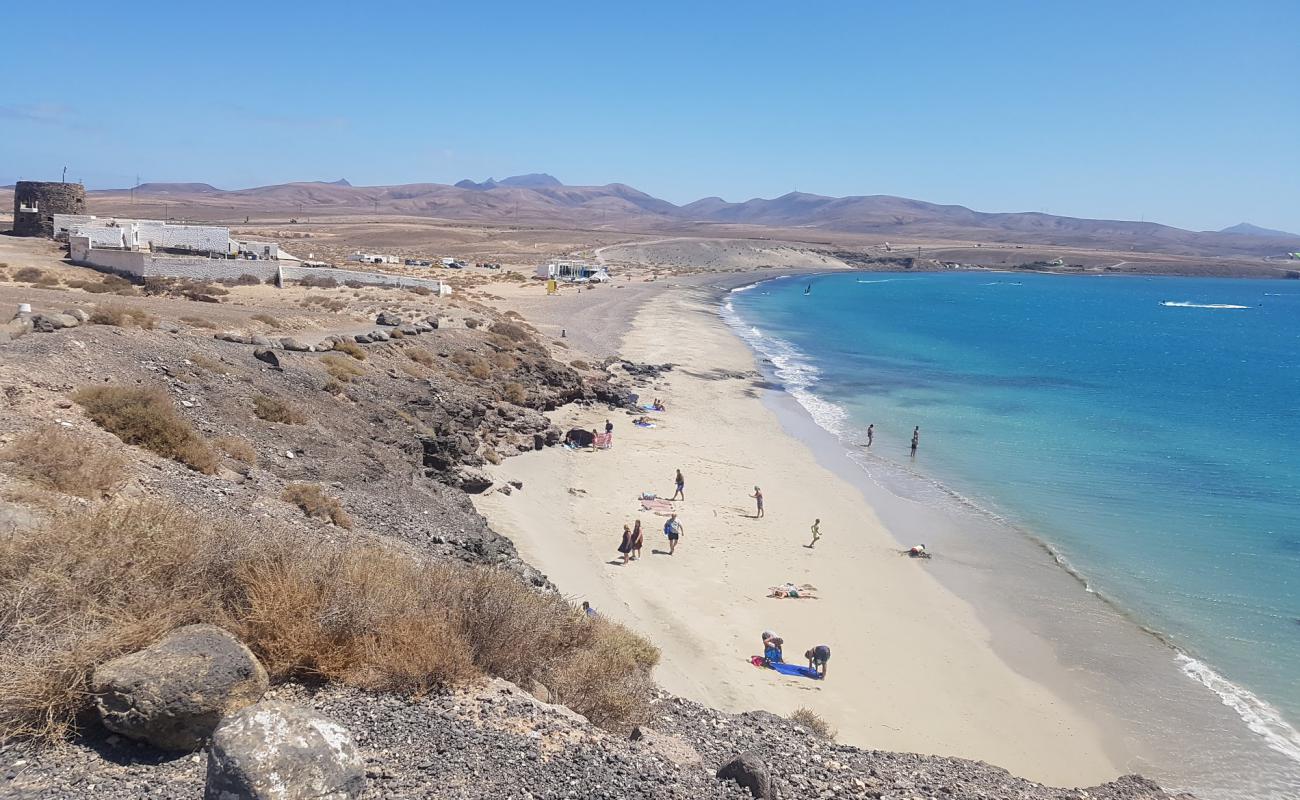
[12,180,87,237]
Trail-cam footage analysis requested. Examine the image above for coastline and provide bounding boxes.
[474,279,1130,787]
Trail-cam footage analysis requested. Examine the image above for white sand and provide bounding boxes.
[474,284,1122,787]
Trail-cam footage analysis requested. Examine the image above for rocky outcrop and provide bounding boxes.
[375,311,404,326]
[205,700,364,800]
[91,625,269,751]
[252,348,280,368]
[717,752,777,799]
[630,725,703,767]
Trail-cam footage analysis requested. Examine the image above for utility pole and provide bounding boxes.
[61,166,67,183]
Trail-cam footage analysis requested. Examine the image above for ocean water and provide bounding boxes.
[724,271,1300,797]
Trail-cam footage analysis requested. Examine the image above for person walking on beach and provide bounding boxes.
[672,469,685,501]
[631,519,644,560]
[910,426,919,458]
[805,644,831,678]
[750,486,765,518]
[605,419,614,434]
[808,518,821,548]
[664,513,683,555]
[617,523,634,565]
[866,424,874,448]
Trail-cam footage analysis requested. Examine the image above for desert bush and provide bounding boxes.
[396,360,423,378]
[180,316,219,330]
[406,348,435,366]
[299,275,339,289]
[233,274,262,286]
[214,436,258,465]
[389,328,405,339]
[13,267,45,282]
[504,310,524,320]
[281,483,353,529]
[790,707,837,739]
[333,339,365,360]
[320,354,365,383]
[88,306,157,329]
[502,382,527,404]
[489,321,530,343]
[570,359,590,370]
[464,318,481,329]
[0,427,127,498]
[71,386,219,474]
[409,286,432,296]
[188,354,229,374]
[323,379,345,396]
[250,313,282,329]
[253,394,304,425]
[490,352,517,371]
[468,362,491,380]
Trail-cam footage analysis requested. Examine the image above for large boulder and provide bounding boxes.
[717,752,778,799]
[205,700,364,800]
[455,467,494,494]
[91,624,269,751]
[375,310,403,326]
[279,337,312,352]
[253,348,281,368]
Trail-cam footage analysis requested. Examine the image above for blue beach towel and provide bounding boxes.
[770,662,823,680]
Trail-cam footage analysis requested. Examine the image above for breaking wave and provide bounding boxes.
[1178,655,1300,764]
[1161,301,1251,309]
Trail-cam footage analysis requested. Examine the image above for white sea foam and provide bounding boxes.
[1160,301,1251,309]
[1178,654,1300,764]
[855,278,899,284]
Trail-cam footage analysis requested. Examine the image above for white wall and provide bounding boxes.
[280,265,450,294]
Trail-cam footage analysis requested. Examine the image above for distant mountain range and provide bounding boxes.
[19,174,1292,258]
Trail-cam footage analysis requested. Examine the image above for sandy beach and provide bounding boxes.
[474,281,1126,788]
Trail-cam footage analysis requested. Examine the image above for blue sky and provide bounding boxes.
[2,0,1296,232]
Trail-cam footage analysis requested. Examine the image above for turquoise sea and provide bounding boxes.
[724,271,1300,799]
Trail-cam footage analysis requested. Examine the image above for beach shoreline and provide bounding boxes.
[473,279,1135,788]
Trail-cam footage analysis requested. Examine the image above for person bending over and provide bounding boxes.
[806,645,831,678]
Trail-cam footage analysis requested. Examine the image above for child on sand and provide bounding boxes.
[750,486,765,518]
[672,469,685,500]
[631,519,644,560]
[617,524,633,565]
[808,518,821,548]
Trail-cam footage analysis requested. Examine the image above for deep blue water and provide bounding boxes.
[726,271,1300,768]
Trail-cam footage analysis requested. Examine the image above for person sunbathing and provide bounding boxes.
[907,544,931,559]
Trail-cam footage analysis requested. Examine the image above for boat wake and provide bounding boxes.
[1160,301,1251,309]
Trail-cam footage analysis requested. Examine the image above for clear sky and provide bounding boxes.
[2,0,1296,232]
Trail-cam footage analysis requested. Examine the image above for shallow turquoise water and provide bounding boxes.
[726,271,1300,772]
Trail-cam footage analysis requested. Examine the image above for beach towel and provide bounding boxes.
[633,420,656,428]
[640,497,675,513]
[638,404,661,412]
[594,432,613,449]
[749,656,823,680]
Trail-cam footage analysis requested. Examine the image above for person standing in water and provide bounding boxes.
[866,424,874,448]
[672,469,685,501]
[910,426,919,458]
[808,518,821,548]
[750,486,765,518]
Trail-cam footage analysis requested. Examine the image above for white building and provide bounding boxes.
[535,260,610,282]
[347,251,399,265]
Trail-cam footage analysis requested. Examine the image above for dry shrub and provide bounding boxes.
[502,382,527,404]
[323,379,345,396]
[299,275,339,289]
[397,360,423,378]
[253,394,304,425]
[503,310,524,320]
[281,483,353,529]
[570,359,590,370]
[0,501,659,743]
[250,313,282,329]
[181,316,219,330]
[489,321,530,343]
[13,267,45,283]
[389,328,405,339]
[232,274,261,286]
[406,349,435,366]
[464,318,481,329]
[72,386,219,474]
[490,352,517,371]
[468,362,491,380]
[321,354,365,383]
[188,354,229,374]
[89,306,157,329]
[333,339,365,360]
[0,427,127,498]
[790,707,837,739]
[408,286,432,296]
[452,350,490,379]
[214,436,257,465]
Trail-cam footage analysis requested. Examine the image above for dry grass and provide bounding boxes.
[570,359,591,370]
[253,394,305,425]
[502,383,527,404]
[320,354,365,383]
[489,352,517,371]
[180,316,219,330]
[13,267,47,283]
[333,339,366,360]
[187,354,229,374]
[0,427,128,498]
[88,306,157,329]
[214,436,258,466]
[489,321,531,343]
[281,483,353,529]
[250,313,282,329]
[790,707,837,739]
[72,386,219,474]
[0,497,661,742]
